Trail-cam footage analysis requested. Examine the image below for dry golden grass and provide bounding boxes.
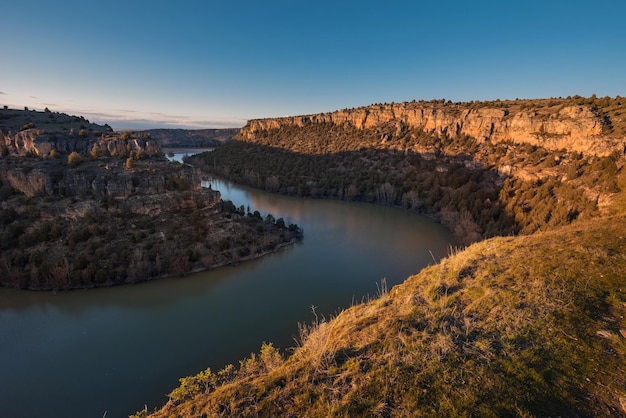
[141,213,626,417]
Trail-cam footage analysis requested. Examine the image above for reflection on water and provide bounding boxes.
[0,176,452,418]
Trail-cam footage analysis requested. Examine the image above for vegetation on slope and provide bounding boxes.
[191,129,621,244]
[139,128,239,148]
[191,96,625,245]
[0,109,301,289]
[140,214,626,417]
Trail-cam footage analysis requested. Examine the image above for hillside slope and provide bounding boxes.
[0,109,300,289]
[193,97,625,245]
[144,214,626,417]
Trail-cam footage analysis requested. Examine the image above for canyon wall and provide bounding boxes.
[239,102,623,156]
[0,130,161,158]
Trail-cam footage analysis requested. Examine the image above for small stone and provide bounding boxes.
[596,330,612,339]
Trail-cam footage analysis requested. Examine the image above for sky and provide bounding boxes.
[1,0,625,130]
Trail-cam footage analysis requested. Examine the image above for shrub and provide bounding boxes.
[67,151,82,167]
[20,122,34,131]
[90,145,100,159]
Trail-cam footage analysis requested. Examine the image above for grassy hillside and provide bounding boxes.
[141,214,626,417]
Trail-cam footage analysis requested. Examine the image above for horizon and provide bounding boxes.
[3,93,621,132]
[2,1,625,130]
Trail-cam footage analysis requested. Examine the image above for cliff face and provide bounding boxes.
[0,108,161,158]
[0,130,161,158]
[0,109,167,198]
[0,158,202,200]
[240,101,622,156]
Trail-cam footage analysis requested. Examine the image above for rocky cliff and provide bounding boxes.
[1,129,161,158]
[0,108,169,198]
[0,156,205,201]
[240,99,625,156]
[1,107,161,158]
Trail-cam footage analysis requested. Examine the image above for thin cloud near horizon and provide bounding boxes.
[82,110,246,130]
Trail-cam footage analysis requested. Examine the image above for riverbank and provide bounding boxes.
[0,188,301,290]
[0,173,451,418]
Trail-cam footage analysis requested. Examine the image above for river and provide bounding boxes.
[0,163,453,417]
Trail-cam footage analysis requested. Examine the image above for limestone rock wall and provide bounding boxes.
[0,159,202,199]
[240,103,621,156]
[0,130,161,158]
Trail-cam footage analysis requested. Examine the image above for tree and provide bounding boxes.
[67,151,82,167]
[90,144,100,159]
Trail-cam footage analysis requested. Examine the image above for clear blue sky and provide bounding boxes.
[1,0,625,129]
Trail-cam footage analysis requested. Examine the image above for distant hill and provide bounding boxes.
[139,128,239,148]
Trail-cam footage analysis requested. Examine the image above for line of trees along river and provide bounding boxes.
[0,176,452,417]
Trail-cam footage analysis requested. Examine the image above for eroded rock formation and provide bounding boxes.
[240,101,622,156]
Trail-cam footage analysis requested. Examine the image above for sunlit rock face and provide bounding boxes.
[0,130,161,158]
[240,102,618,156]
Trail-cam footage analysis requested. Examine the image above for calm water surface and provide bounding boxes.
[0,175,453,417]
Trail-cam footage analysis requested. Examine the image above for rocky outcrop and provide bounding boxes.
[240,102,622,156]
[0,158,202,199]
[0,108,162,158]
[0,129,161,158]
